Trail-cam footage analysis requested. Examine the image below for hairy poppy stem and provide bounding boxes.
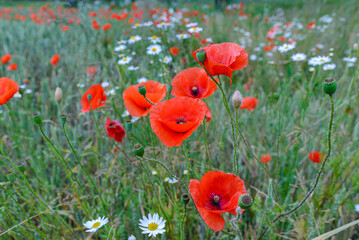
[144,96,155,105]
[201,119,210,173]
[258,95,335,239]
[141,156,180,183]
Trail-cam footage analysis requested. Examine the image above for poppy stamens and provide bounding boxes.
[191,86,198,96]
[176,117,186,124]
[209,193,222,210]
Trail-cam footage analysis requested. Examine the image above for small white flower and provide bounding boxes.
[183,170,188,175]
[77,83,85,88]
[128,65,139,71]
[309,67,315,72]
[101,82,110,88]
[128,35,142,44]
[19,84,26,89]
[117,40,127,44]
[143,21,153,27]
[131,117,140,123]
[168,177,178,184]
[25,89,32,94]
[176,33,190,40]
[355,204,359,212]
[122,110,130,117]
[185,22,197,28]
[291,53,307,61]
[0,109,3,114]
[323,63,336,71]
[128,235,136,240]
[139,213,166,238]
[83,216,108,233]
[343,57,357,63]
[250,54,257,61]
[132,23,142,29]
[164,177,170,182]
[308,56,331,66]
[152,170,157,175]
[148,35,161,44]
[159,55,172,64]
[114,45,127,51]
[106,89,116,95]
[118,56,132,65]
[188,26,203,33]
[147,44,162,55]
[278,43,296,53]
[13,92,22,98]
[137,77,148,83]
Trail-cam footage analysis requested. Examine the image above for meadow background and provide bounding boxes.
[0,0,359,239]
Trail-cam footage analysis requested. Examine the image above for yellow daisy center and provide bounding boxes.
[193,27,197,31]
[152,48,156,51]
[92,222,101,228]
[135,23,139,27]
[152,36,157,39]
[164,58,167,61]
[123,58,127,61]
[148,223,158,231]
[130,36,135,39]
[180,34,184,38]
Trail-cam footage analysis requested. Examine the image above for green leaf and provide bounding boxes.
[312,219,359,240]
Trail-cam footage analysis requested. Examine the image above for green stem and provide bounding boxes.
[180,204,187,240]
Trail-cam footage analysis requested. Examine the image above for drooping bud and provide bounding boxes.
[196,49,206,64]
[32,113,43,125]
[138,85,147,96]
[182,193,190,205]
[238,194,253,209]
[133,144,144,157]
[55,87,63,103]
[232,90,243,108]
[125,120,132,132]
[323,78,337,95]
[265,178,275,209]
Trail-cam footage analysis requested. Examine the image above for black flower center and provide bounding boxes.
[191,86,199,96]
[209,193,223,210]
[176,117,186,124]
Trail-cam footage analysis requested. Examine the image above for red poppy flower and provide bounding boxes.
[171,67,217,99]
[1,54,12,65]
[61,25,69,32]
[123,81,167,117]
[170,47,180,56]
[239,97,258,111]
[0,77,19,105]
[309,151,324,163]
[192,42,248,83]
[102,23,112,31]
[189,171,247,231]
[50,54,60,66]
[81,84,107,112]
[204,103,211,123]
[7,63,18,71]
[149,97,206,147]
[105,117,125,143]
[260,155,271,163]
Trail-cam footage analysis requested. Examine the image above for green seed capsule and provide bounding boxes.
[134,144,144,157]
[238,194,253,209]
[182,193,190,205]
[323,78,337,95]
[125,120,132,132]
[32,113,43,125]
[138,85,147,96]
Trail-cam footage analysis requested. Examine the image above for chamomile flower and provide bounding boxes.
[250,54,257,61]
[117,40,127,44]
[128,35,142,44]
[114,45,127,51]
[176,33,190,40]
[118,56,132,65]
[132,23,141,29]
[308,56,331,66]
[137,77,148,83]
[13,92,22,98]
[185,22,198,28]
[355,204,359,212]
[278,43,296,53]
[323,63,336,70]
[128,235,136,240]
[128,65,139,71]
[291,53,307,61]
[148,35,161,44]
[101,82,110,88]
[122,110,130,117]
[0,109,3,114]
[159,55,172,64]
[164,177,178,184]
[83,216,108,233]
[188,26,203,33]
[139,213,166,238]
[146,44,162,55]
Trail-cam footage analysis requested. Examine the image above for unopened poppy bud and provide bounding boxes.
[232,90,243,108]
[133,144,144,157]
[17,164,25,173]
[323,78,337,95]
[32,113,42,125]
[238,194,253,209]
[354,43,358,51]
[55,87,63,103]
[273,92,280,100]
[60,115,67,124]
[265,195,274,209]
[7,172,15,182]
[138,85,147,96]
[125,120,132,132]
[196,49,206,64]
[182,193,190,205]
[87,94,92,101]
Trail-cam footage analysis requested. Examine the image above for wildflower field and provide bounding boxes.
[1,0,359,239]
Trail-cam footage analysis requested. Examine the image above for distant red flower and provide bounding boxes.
[123,81,167,117]
[87,66,97,78]
[192,42,248,83]
[263,45,273,52]
[88,11,97,17]
[105,117,125,143]
[260,155,271,163]
[239,97,258,111]
[7,63,17,71]
[189,171,247,231]
[171,67,217,99]
[204,103,212,122]
[0,77,19,105]
[309,151,324,163]
[102,23,112,31]
[92,19,100,30]
[169,47,180,56]
[307,22,316,30]
[150,97,206,147]
[50,54,60,66]
[1,54,12,65]
[81,84,106,112]
[61,25,69,32]
[181,57,186,64]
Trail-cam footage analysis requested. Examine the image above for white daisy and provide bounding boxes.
[148,35,161,44]
[106,89,116,95]
[250,54,257,61]
[13,92,22,98]
[156,22,172,29]
[291,53,307,61]
[308,56,331,66]
[101,82,110,88]
[139,213,166,238]
[343,57,357,63]
[137,77,148,83]
[25,89,32,94]
[128,235,136,240]
[128,65,139,71]
[185,22,198,28]
[128,35,142,44]
[278,43,296,53]
[114,45,127,51]
[146,44,162,55]
[20,84,26,89]
[176,33,190,40]
[323,63,336,71]
[122,110,130,117]
[83,216,108,233]
[143,21,153,27]
[159,56,172,64]
[118,56,132,65]
[117,40,127,44]
[152,170,157,175]
[131,23,142,29]
[164,177,178,184]
[77,83,85,88]
[355,204,359,212]
[188,26,203,33]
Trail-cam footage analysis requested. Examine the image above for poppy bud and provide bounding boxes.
[7,172,15,182]
[273,92,280,101]
[196,49,206,64]
[17,164,25,173]
[323,78,337,95]
[87,94,92,101]
[125,120,132,132]
[32,113,42,125]
[354,43,358,51]
[61,114,67,124]
[232,90,243,108]
[238,194,253,209]
[265,178,275,209]
[138,85,147,96]
[55,87,63,103]
[133,143,144,157]
[182,193,190,205]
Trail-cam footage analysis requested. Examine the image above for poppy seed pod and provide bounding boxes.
[138,85,147,96]
[238,194,253,209]
[232,90,243,108]
[196,49,206,64]
[60,115,67,124]
[133,144,144,157]
[125,120,132,132]
[323,78,337,95]
[182,193,190,205]
[32,113,42,125]
[55,87,63,103]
